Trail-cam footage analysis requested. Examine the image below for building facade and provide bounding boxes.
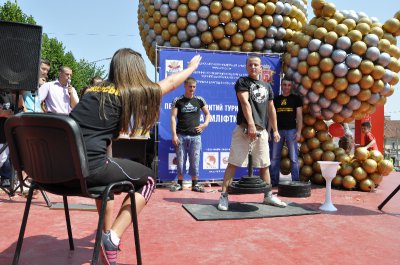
[384,117,400,167]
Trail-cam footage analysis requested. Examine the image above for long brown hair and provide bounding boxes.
[105,48,161,136]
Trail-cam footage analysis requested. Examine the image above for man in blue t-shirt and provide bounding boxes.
[170,77,211,192]
[22,58,50,112]
[270,76,303,186]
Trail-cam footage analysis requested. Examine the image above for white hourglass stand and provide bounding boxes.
[318,161,341,212]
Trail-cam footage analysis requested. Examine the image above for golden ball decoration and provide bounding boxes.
[210,1,223,14]
[138,0,307,64]
[188,0,200,11]
[283,0,399,123]
[201,31,213,44]
[224,22,238,36]
[177,5,189,16]
[139,0,397,193]
[231,6,243,21]
[219,10,232,24]
[231,32,244,46]
[212,26,225,40]
[222,0,235,10]
[237,17,250,32]
[241,41,253,52]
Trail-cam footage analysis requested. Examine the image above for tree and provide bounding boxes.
[40,34,105,91]
[0,0,35,24]
[0,0,105,93]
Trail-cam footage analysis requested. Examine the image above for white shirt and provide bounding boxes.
[39,80,79,114]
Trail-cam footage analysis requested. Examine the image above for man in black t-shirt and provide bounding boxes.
[270,76,303,186]
[170,77,211,192]
[218,56,287,211]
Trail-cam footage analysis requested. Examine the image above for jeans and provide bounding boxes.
[176,134,201,177]
[270,129,299,185]
[0,145,11,180]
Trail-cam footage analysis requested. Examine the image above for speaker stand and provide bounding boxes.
[378,184,400,210]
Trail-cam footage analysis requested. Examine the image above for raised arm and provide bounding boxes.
[157,55,202,95]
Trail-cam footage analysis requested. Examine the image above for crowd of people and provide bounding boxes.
[0,50,378,265]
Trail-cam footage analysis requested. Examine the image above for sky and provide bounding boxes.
[1,0,399,119]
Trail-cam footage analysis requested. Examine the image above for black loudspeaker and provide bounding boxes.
[0,21,42,92]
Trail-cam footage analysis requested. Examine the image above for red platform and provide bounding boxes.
[1,172,399,265]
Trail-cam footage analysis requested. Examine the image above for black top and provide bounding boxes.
[0,92,15,111]
[234,76,273,129]
[172,95,206,136]
[0,92,15,143]
[273,94,303,130]
[70,86,121,172]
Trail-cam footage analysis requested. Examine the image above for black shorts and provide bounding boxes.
[87,157,155,202]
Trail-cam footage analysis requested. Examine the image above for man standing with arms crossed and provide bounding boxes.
[170,77,211,192]
[218,56,286,211]
[270,76,303,186]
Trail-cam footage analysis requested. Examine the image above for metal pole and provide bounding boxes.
[396,128,400,166]
[154,45,159,182]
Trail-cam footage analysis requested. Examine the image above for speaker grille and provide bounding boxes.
[0,21,42,92]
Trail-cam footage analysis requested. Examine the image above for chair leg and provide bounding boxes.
[91,194,109,265]
[129,189,142,265]
[9,166,16,197]
[41,190,52,207]
[63,196,74,250]
[12,187,34,265]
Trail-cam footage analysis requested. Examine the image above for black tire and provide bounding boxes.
[229,184,272,194]
[278,181,311,198]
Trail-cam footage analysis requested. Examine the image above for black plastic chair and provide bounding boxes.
[5,112,142,265]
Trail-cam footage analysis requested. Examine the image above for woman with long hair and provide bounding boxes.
[70,48,201,265]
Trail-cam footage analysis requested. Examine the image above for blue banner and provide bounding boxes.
[158,48,281,181]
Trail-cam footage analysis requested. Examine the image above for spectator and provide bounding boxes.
[21,58,50,112]
[361,121,378,151]
[270,76,303,186]
[339,134,355,155]
[169,77,211,192]
[338,123,355,155]
[70,48,201,265]
[80,76,104,98]
[0,92,15,187]
[39,66,79,114]
[90,75,103,86]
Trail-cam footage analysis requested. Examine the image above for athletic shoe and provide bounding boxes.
[217,193,229,211]
[100,231,119,265]
[263,195,287,208]
[169,184,182,192]
[191,184,205,193]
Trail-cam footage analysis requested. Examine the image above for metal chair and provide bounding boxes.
[5,112,142,265]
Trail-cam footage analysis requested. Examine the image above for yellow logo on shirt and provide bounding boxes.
[281,99,287,106]
[87,86,119,95]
